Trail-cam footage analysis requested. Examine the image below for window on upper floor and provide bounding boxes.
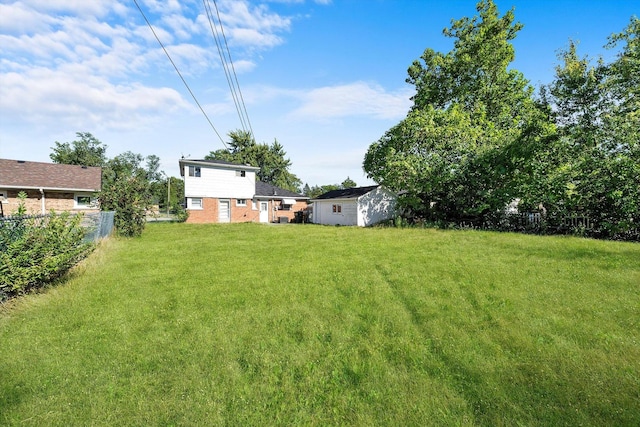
[235,170,246,177]
[188,166,201,177]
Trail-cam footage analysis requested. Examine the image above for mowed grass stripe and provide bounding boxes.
[1,223,638,426]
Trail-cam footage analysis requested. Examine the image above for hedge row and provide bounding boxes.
[0,213,94,301]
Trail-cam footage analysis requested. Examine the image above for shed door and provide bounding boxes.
[219,200,230,223]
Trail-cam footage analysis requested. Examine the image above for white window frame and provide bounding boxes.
[74,193,97,209]
[188,166,201,177]
[188,197,203,209]
[0,190,6,201]
[235,170,246,177]
[236,199,247,207]
[332,204,342,214]
[252,200,257,210]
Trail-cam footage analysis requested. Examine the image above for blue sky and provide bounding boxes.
[0,0,637,187]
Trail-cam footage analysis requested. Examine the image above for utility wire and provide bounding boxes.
[202,0,248,134]
[206,0,255,140]
[212,0,255,139]
[132,0,227,148]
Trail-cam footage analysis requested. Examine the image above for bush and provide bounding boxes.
[0,212,94,300]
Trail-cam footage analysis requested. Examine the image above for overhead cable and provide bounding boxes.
[205,0,255,140]
[132,0,227,147]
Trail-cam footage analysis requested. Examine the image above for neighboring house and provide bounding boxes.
[0,158,102,216]
[179,159,308,224]
[311,185,397,227]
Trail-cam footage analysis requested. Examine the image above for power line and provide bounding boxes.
[132,0,227,148]
[202,0,248,134]
[205,0,255,140]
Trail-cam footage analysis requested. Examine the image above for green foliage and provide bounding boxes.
[341,176,357,189]
[364,0,639,240]
[171,201,189,222]
[152,176,185,212]
[0,212,93,299]
[303,178,358,198]
[206,130,302,192]
[99,153,153,237]
[15,191,27,216]
[49,132,107,167]
[541,17,640,240]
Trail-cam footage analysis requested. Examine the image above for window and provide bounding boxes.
[188,166,201,177]
[0,191,6,201]
[252,200,257,210]
[235,170,246,177]
[332,204,342,214]
[75,194,96,209]
[236,199,247,207]
[189,198,203,209]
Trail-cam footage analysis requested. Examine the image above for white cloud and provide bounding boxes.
[290,82,413,120]
[0,68,189,130]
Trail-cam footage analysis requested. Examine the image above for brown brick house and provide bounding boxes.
[0,158,102,216]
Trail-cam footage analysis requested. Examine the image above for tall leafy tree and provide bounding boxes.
[364,0,551,222]
[50,132,107,167]
[98,152,154,237]
[206,130,302,192]
[541,17,640,239]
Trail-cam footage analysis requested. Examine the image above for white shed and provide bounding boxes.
[311,185,397,227]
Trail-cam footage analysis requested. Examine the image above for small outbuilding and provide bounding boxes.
[311,185,397,227]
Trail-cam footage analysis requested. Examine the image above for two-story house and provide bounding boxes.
[179,159,308,224]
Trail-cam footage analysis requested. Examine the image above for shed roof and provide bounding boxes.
[313,185,379,200]
[0,158,102,191]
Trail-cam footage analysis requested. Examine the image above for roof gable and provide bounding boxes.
[178,159,260,176]
[313,185,379,200]
[0,158,102,191]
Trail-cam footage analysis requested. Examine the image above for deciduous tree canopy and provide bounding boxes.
[206,130,302,193]
[363,0,639,240]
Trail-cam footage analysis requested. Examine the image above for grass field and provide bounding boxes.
[1,223,639,426]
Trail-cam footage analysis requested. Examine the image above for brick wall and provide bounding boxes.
[273,200,308,222]
[186,197,218,223]
[231,200,260,223]
[1,189,95,215]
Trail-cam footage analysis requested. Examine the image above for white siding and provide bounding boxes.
[357,186,397,226]
[312,200,358,226]
[312,186,397,227]
[183,164,255,199]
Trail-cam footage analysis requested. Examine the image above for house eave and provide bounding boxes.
[0,185,100,192]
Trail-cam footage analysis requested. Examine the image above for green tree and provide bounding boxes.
[98,152,153,237]
[341,177,357,189]
[50,132,107,167]
[365,0,551,222]
[406,0,534,128]
[542,17,640,239]
[206,130,302,192]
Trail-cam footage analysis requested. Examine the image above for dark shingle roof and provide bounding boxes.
[0,158,101,191]
[313,185,379,200]
[255,181,307,199]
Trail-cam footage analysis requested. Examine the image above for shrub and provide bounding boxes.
[0,212,94,300]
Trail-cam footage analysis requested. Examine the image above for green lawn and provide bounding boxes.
[1,223,639,426]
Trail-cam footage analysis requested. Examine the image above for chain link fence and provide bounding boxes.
[0,211,115,250]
